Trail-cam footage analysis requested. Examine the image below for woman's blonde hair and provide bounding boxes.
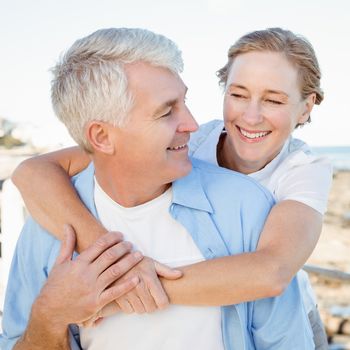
[217,28,323,119]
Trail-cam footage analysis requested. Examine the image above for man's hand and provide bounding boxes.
[34,225,143,327]
[15,225,143,349]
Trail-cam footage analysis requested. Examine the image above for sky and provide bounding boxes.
[1,0,349,146]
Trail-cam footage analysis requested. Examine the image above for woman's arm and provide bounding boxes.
[162,199,322,305]
[90,199,322,317]
[13,150,322,305]
[12,147,108,252]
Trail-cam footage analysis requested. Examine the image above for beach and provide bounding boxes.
[0,148,349,347]
[307,170,350,348]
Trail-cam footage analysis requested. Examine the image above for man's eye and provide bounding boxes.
[161,110,172,118]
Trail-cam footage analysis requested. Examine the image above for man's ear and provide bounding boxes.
[85,121,115,155]
[298,93,316,125]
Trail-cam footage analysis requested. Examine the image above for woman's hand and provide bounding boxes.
[81,257,183,326]
[113,257,183,314]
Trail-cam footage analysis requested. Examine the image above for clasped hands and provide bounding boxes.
[35,225,182,329]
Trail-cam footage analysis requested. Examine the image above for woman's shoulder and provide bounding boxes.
[284,137,332,168]
[268,136,333,188]
[189,119,223,155]
[269,137,333,214]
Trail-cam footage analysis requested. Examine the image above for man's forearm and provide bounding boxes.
[14,299,70,350]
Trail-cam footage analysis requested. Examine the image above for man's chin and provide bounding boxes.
[167,160,193,182]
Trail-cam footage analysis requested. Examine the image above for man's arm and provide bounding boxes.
[1,226,142,350]
[14,302,70,350]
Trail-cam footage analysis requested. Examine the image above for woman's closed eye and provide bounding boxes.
[265,99,284,105]
[230,93,247,99]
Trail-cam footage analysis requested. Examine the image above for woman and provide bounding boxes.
[13,28,332,348]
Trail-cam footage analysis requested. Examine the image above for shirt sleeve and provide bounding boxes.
[0,218,82,350]
[251,277,314,349]
[274,153,333,215]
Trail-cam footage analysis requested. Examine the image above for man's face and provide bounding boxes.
[110,62,198,186]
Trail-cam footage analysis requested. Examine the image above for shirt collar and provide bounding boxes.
[172,158,213,213]
[72,159,213,215]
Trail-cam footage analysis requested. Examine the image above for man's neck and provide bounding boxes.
[94,166,171,208]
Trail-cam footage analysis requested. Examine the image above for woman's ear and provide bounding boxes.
[298,93,316,125]
[85,121,115,155]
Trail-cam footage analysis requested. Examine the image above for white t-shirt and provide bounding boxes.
[189,119,333,313]
[79,179,224,350]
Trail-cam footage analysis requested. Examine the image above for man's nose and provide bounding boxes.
[178,106,199,133]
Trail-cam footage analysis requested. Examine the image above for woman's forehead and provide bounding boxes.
[227,51,300,93]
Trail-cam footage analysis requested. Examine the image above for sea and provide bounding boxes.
[312,146,350,171]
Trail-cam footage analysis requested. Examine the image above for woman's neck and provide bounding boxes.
[217,133,265,175]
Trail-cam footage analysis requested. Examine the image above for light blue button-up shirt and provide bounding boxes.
[0,158,313,349]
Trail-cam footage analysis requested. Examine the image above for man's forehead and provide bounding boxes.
[125,61,184,86]
[126,62,187,102]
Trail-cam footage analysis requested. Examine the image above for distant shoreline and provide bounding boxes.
[312,146,350,171]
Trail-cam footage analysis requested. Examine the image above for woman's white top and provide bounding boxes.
[189,119,333,313]
[189,119,333,215]
[79,179,224,350]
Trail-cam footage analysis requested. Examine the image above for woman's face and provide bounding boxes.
[222,51,314,174]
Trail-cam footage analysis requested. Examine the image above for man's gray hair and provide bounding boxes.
[51,28,184,152]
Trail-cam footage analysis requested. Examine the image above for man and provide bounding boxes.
[0,28,314,349]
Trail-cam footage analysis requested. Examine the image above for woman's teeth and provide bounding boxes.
[239,128,270,139]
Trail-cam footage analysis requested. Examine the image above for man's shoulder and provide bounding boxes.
[191,158,274,205]
[15,163,94,266]
[183,159,274,254]
[71,162,95,187]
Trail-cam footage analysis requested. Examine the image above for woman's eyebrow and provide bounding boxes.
[265,89,289,97]
[227,83,247,90]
